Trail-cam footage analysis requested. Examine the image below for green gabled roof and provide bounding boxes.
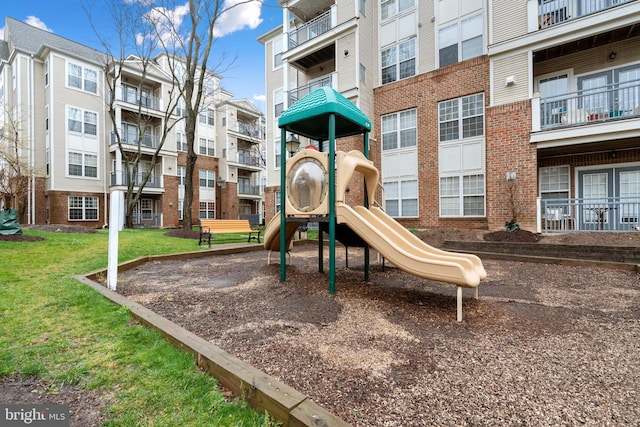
[278,87,371,140]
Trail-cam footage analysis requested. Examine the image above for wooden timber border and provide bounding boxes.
[77,243,351,427]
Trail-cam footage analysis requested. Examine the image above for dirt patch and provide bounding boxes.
[0,224,97,241]
[115,243,640,426]
[0,374,108,427]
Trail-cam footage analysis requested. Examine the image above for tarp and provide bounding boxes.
[0,208,23,235]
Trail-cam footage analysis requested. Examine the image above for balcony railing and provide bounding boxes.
[238,184,261,196]
[237,150,262,168]
[536,0,635,29]
[237,122,264,139]
[117,87,161,110]
[539,197,640,232]
[288,9,332,49]
[112,131,161,149]
[110,172,162,188]
[288,75,334,106]
[539,78,640,130]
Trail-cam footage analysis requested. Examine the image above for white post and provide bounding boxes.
[457,286,463,323]
[107,190,123,291]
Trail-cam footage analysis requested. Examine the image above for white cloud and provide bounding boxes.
[214,0,263,38]
[24,16,53,33]
[253,94,266,102]
[139,2,190,47]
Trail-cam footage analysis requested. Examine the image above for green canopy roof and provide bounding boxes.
[278,87,371,140]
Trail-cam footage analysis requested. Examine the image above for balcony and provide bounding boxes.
[539,197,640,232]
[117,86,161,111]
[111,131,161,150]
[110,172,162,189]
[288,9,332,49]
[537,79,640,130]
[237,184,262,196]
[534,0,636,30]
[237,150,263,168]
[236,122,264,139]
[288,74,334,105]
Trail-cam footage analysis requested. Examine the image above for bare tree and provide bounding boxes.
[150,0,262,229]
[86,0,183,228]
[0,114,35,221]
[504,177,525,231]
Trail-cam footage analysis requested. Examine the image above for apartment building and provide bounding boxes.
[0,16,265,228]
[259,0,640,233]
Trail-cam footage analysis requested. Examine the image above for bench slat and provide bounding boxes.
[198,219,261,247]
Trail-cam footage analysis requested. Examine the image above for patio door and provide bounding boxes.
[616,167,640,228]
[578,169,613,230]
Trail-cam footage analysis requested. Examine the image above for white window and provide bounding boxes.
[380,0,415,20]
[199,138,215,156]
[199,201,216,219]
[67,62,97,94]
[439,93,484,142]
[275,190,281,213]
[438,13,483,68]
[273,35,283,68]
[176,131,187,151]
[381,38,416,85]
[199,108,215,125]
[68,152,98,178]
[274,89,284,117]
[204,78,216,96]
[177,166,186,186]
[539,166,570,201]
[67,106,97,136]
[384,179,418,217]
[438,93,485,217]
[360,0,366,15]
[274,138,281,169]
[45,60,49,87]
[199,169,215,188]
[382,109,417,150]
[360,63,367,84]
[68,196,98,220]
[178,199,184,220]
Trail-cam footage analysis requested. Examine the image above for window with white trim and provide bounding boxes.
[539,166,570,201]
[438,13,483,68]
[67,106,97,135]
[177,166,186,186]
[68,196,98,220]
[176,131,187,151]
[381,38,416,85]
[274,89,284,117]
[199,169,215,188]
[199,201,216,219]
[438,93,486,217]
[384,179,418,217]
[275,190,281,213]
[199,138,215,156]
[380,0,415,20]
[199,108,215,126]
[67,62,97,94]
[274,138,281,169]
[178,199,184,220]
[273,35,283,69]
[68,152,98,178]
[382,109,417,150]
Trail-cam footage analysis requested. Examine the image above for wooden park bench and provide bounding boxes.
[198,219,261,247]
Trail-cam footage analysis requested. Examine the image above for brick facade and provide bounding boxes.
[374,56,496,230]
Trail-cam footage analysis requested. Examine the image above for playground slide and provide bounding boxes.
[263,212,302,252]
[336,203,481,287]
[369,206,487,280]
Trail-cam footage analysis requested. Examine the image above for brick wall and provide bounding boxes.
[46,190,105,228]
[486,100,538,231]
[373,56,493,230]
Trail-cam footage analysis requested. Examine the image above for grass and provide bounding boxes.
[0,228,277,426]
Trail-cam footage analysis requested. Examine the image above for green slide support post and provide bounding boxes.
[328,114,336,294]
[280,127,287,282]
[363,131,370,282]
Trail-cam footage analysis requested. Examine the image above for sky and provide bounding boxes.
[0,0,284,113]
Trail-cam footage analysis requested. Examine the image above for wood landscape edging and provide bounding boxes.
[76,244,351,427]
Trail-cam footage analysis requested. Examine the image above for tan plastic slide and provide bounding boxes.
[336,203,481,287]
[368,206,487,280]
[263,212,301,252]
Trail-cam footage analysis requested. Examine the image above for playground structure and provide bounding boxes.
[264,88,486,321]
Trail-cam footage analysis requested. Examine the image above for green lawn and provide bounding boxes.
[0,228,276,426]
